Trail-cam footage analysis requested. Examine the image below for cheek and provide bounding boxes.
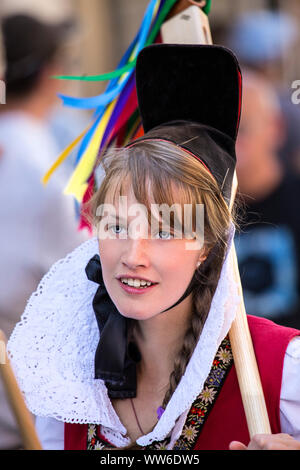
[96,241,199,320]
[98,240,198,288]
[98,240,120,277]
[158,243,199,281]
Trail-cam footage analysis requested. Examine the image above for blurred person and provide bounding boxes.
[235,69,300,329]
[227,10,300,176]
[6,44,300,451]
[0,14,89,449]
[0,20,4,79]
[48,105,91,174]
[2,13,88,179]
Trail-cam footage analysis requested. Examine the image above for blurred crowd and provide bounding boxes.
[1,0,300,451]
[0,10,89,450]
[225,10,300,330]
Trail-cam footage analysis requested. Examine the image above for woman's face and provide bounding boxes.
[98,187,207,321]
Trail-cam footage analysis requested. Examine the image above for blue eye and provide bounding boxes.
[108,224,126,234]
[156,230,173,240]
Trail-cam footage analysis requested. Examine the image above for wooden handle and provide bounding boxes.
[161,7,271,436]
[228,172,271,436]
[0,330,43,450]
[228,269,272,436]
[162,0,271,437]
[161,2,272,434]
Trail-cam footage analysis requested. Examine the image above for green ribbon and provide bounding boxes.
[53,0,211,82]
[203,0,211,15]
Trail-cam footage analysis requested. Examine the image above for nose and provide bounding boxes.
[121,238,150,270]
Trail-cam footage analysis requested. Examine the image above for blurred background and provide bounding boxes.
[1,0,300,450]
[2,0,300,100]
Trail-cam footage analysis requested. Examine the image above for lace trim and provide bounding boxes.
[173,336,233,450]
[7,238,127,433]
[7,224,240,447]
[137,223,239,446]
[85,336,233,450]
[100,425,130,448]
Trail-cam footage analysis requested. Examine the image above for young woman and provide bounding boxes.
[7,44,300,450]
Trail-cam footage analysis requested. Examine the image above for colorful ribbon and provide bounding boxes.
[43,0,211,222]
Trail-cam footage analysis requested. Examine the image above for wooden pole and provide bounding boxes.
[163,1,272,437]
[0,330,43,450]
[228,174,272,437]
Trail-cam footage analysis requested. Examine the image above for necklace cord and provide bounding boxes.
[130,398,145,436]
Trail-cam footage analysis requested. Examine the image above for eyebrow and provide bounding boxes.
[110,214,172,223]
[102,210,181,227]
[103,214,176,230]
[103,214,128,223]
[99,211,126,220]
[105,214,152,225]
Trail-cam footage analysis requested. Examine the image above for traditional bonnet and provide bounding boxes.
[8,46,242,443]
[129,43,242,205]
[84,44,242,398]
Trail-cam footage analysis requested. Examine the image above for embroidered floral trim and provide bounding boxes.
[86,337,233,451]
[87,425,115,450]
[173,336,233,450]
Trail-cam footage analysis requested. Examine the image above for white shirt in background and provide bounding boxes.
[0,110,89,449]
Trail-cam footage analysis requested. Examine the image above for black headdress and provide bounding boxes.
[86,44,242,398]
[131,44,242,205]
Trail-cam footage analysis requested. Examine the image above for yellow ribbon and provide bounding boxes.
[63,99,117,202]
[41,123,93,186]
[61,35,141,202]
[41,1,157,200]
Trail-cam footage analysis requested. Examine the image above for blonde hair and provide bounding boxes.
[91,140,234,249]
[87,140,237,445]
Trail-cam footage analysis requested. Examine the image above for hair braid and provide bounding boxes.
[161,242,226,409]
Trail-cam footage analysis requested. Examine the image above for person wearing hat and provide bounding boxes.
[2,14,71,120]
[0,14,88,450]
[227,10,300,176]
[7,44,300,450]
[234,69,300,330]
[1,13,88,176]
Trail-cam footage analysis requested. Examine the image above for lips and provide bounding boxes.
[117,278,158,295]
[117,274,157,282]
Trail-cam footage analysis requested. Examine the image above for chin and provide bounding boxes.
[114,305,158,321]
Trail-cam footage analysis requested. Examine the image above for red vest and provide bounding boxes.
[64,316,299,450]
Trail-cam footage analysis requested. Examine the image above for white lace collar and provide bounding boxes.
[7,224,240,447]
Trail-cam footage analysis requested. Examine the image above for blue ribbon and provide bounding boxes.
[58,0,158,110]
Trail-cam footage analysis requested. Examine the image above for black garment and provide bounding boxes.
[235,171,300,329]
[278,91,300,173]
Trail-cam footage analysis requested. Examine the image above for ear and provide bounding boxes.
[197,246,210,267]
[196,253,208,268]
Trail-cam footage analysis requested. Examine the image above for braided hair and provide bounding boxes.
[89,139,237,446]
